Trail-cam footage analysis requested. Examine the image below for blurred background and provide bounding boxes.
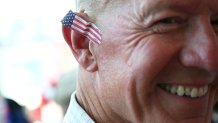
[1,0,218,123]
[0,0,78,122]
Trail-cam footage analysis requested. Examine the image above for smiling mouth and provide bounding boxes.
[158,84,208,98]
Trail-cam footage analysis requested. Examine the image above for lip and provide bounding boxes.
[158,84,210,105]
[158,84,209,101]
[156,85,210,118]
[158,79,212,87]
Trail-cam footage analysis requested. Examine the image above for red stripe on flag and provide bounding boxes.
[73,17,101,40]
[71,25,101,44]
[72,20,101,41]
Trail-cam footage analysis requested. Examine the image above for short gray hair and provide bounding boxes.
[75,0,114,21]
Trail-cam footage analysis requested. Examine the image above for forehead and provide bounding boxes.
[131,0,218,15]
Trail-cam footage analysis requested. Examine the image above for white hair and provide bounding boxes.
[75,0,116,21]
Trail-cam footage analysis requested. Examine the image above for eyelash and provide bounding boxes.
[158,17,179,24]
[150,17,218,34]
[151,17,186,33]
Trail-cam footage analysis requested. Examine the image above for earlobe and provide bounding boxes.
[62,24,98,72]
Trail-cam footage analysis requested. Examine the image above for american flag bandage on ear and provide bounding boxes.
[61,10,102,45]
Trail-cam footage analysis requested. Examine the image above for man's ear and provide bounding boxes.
[62,25,98,72]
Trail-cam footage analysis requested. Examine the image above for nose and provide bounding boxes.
[180,17,218,72]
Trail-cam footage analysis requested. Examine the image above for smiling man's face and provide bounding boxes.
[92,0,218,122]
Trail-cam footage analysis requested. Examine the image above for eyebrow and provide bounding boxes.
[142,0,203,16]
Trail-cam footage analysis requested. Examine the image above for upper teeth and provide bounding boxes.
[159,84,208,98]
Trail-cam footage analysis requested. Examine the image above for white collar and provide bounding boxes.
[63,91,95,123]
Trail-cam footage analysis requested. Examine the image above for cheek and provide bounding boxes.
[96,32,182,119]
[128,41,171,78]
[126,39,181,96]
[96,54,136,118]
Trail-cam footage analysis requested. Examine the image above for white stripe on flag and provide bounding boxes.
[73,20,101,40]
[71,25,101,44]
[74,16,102,38]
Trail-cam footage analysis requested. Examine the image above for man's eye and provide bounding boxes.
[157,17,184,25]
[151,17,186,33]
[158,17,178,24]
